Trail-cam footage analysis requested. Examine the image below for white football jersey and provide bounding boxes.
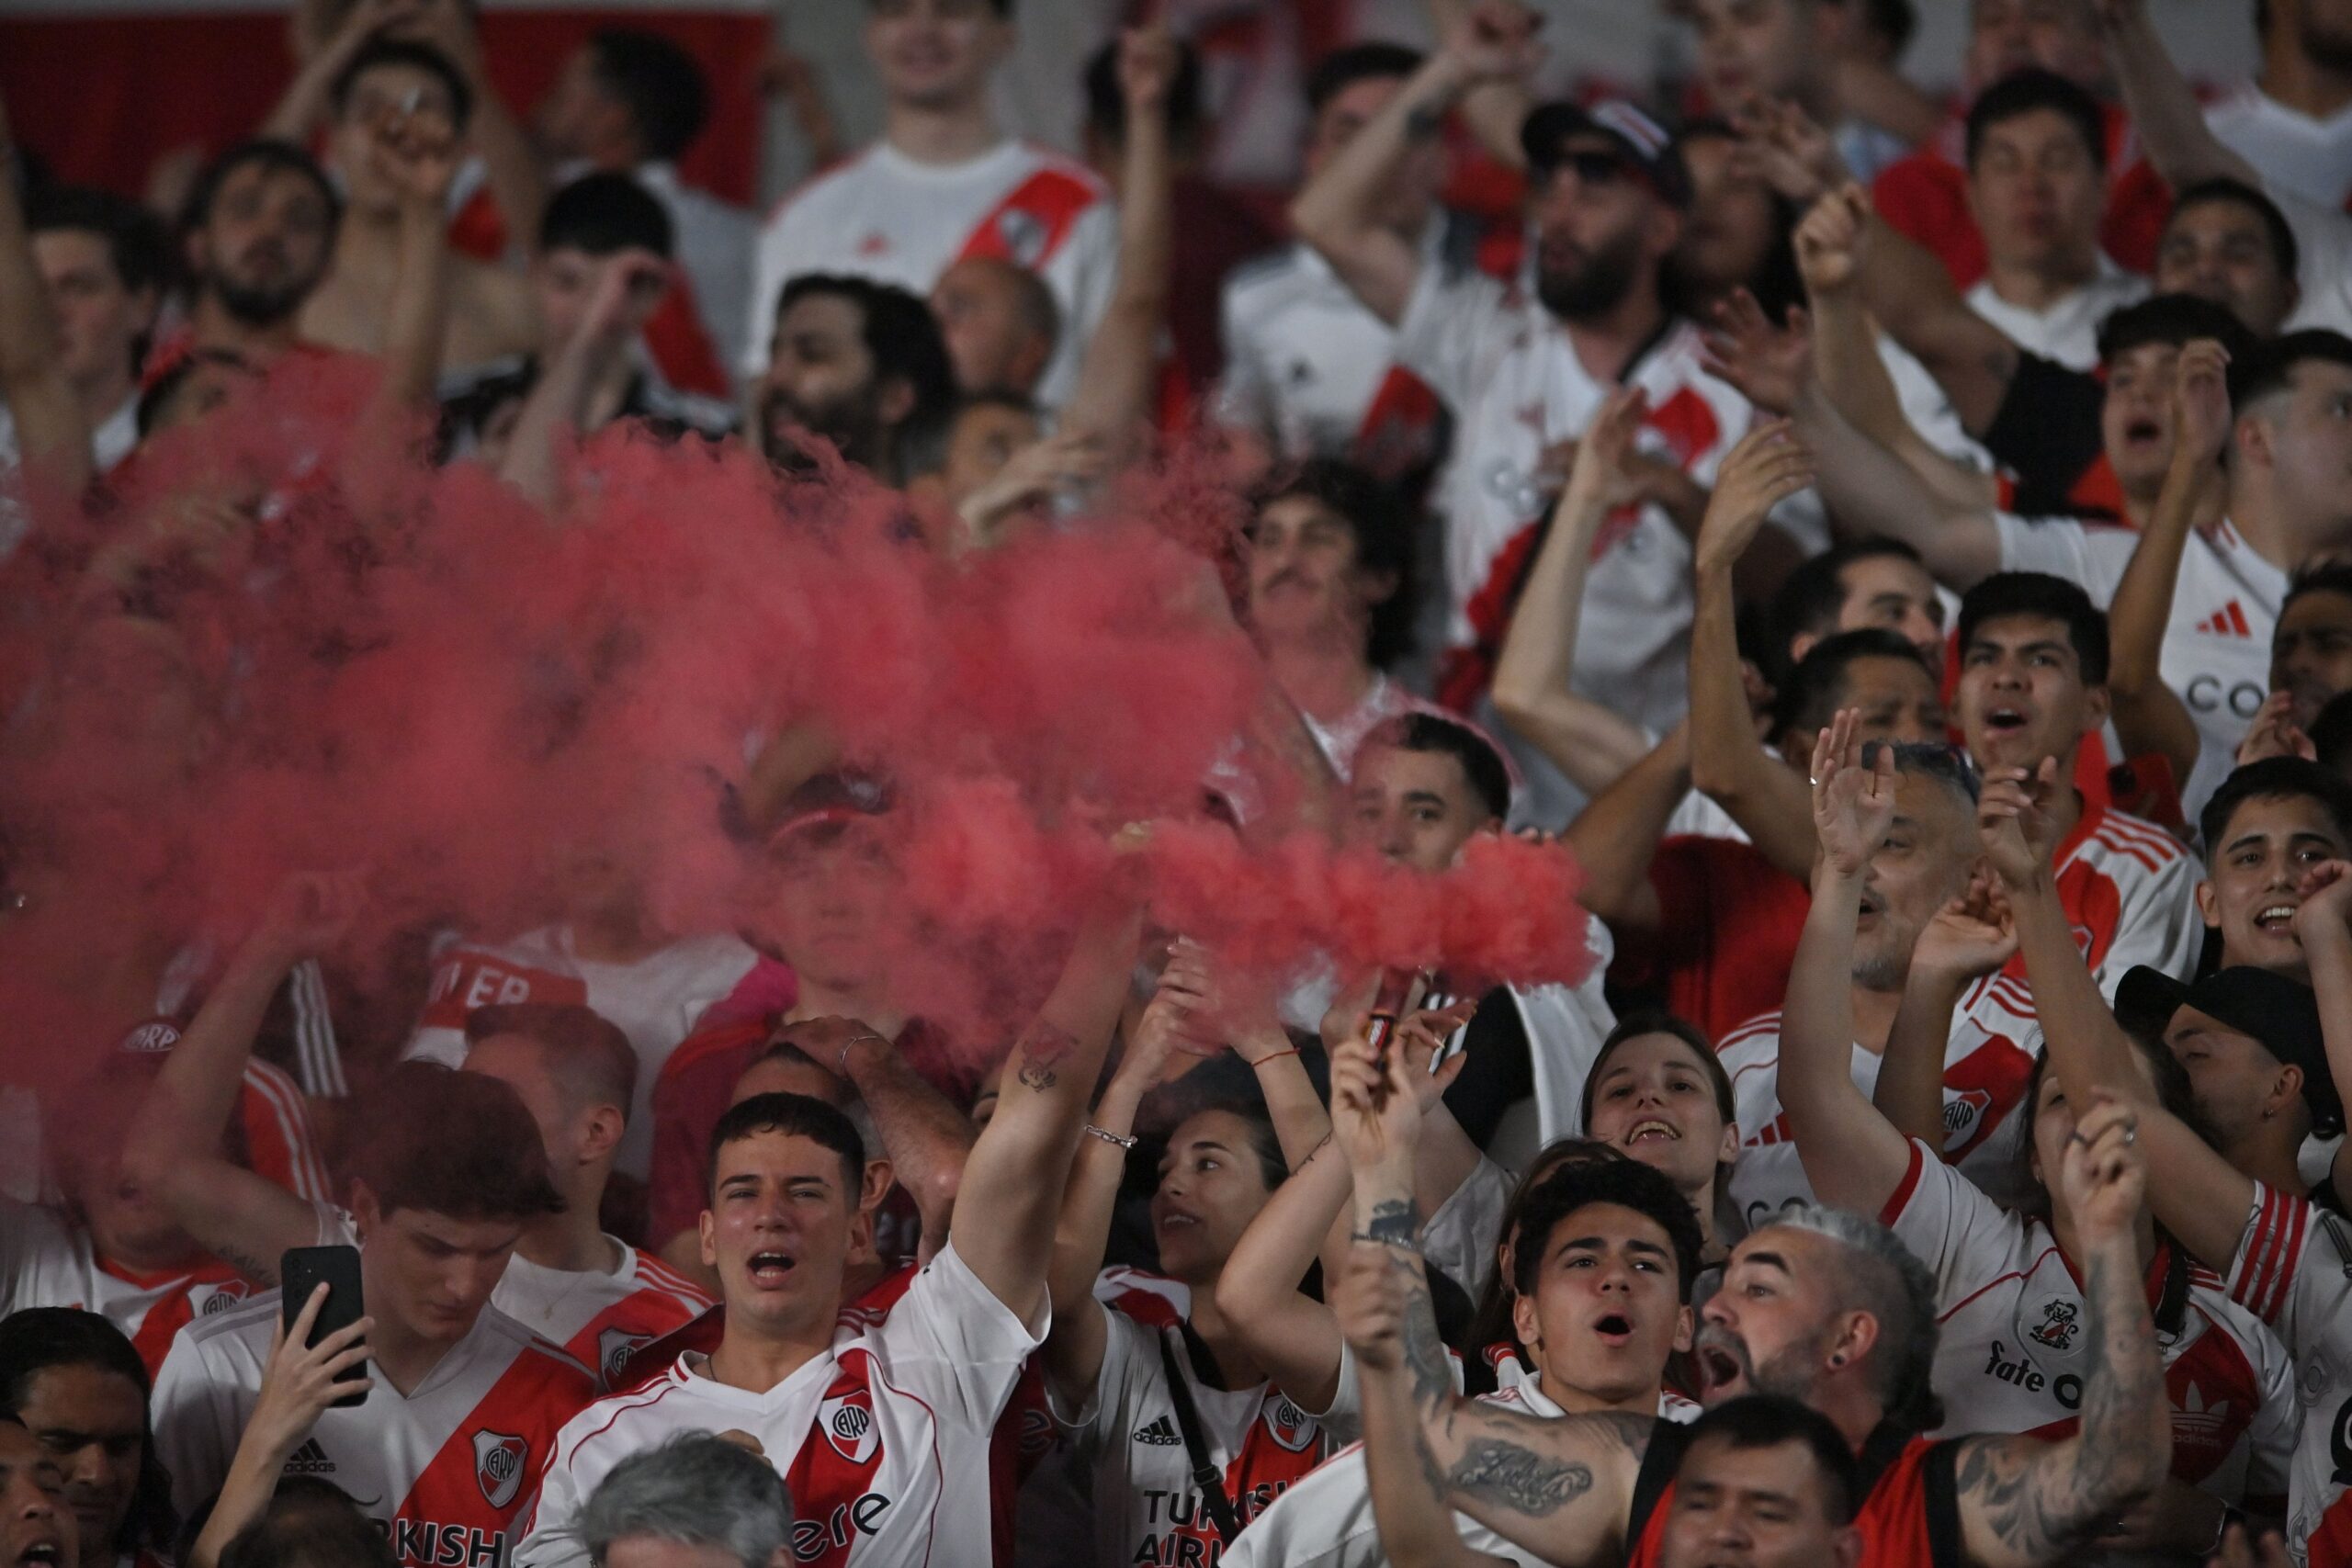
[1389,263,1761,812]
[743,140,1117,407]
[0,1199,262,1376]
[1884,1139,2295,1506]
[2227,1184,2352,1564]
[1053,1303,1338,1567]
[1963,263,2151,373]
[1996,512,2290,824]
[519,1243,1039,1568]
[1219,1362,1699,1568]
[153,1292,596,1567]
[2206,84,2352,212]
[308,1204,708,1393]
[401,926,758,1179]
[2274,180,2352,340]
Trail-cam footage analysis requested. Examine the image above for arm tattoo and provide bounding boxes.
[1012,1023,1078,1092]
[1954,1249,2164,1561]
[1361,1197,1420,1246]
[218,1245,280,1287]
[1447,1441,1596,1517]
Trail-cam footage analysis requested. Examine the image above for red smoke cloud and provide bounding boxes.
[0,360,1594,1065]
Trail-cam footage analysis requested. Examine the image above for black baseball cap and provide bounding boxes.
[2116,964,2342,1135]
[1520,98,1691,209]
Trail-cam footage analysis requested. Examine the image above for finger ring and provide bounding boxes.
[2123,1128,2137,1145]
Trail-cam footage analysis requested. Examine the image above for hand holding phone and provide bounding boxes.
[279,1246,371,1409]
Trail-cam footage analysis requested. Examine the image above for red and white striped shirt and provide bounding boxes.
[2225,1183,2352,1566]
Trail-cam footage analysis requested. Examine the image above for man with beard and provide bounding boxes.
[175,141,338,369]
[1328,1021,2173,1568]
[757,273,956,482]
[1291,4,1796,823]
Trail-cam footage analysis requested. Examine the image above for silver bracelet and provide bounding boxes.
[1083,1123,1138,1149]
[835,1032,888,1076]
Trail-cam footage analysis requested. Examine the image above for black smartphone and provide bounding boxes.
[280,1245,369,1408]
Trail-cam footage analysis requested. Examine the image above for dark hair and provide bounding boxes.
[179,140,339,238]
[134,346,260,438]
[1771,627,1936,744]
[217,1482,397,1568]
[1170,1100,1286,1190]
[1306,42,1426,118]
[345,1063,566,1224]
[1857,0,1917,58]
[537,172,673,260]
[28,186,172,299]
[328,38,474,134]
[774,273,958,463]
[586,28,709,162]
[1363,712,1512,821]
[1510,1155,1706,1303]
[1764,538,1929,677]
[1964,67,2106,175]
[1957,571,2110,685]
[2285,561,2352,622]
[1254,457,1418,669]
[2167,177,2300,285]
[1872,739,1982,805]
[0,1311,174,1558]
[1463,1139,1629,1359]
[1580,1012,1733,1134]
[2315,691,2352,778]
[1083,35,1204,153]
[2015,1027,2199,1220]
[899,388,1041,481]
[1679,1395,1863,1525]
[1668,116,1806,324]
[2096,291,2258,371]
[707,1090,865,1198]
[464,1001,639,1122]
[2198,756,2352,861]
[2230,330,2352,414]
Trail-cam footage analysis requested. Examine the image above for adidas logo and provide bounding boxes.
[285,1438,336,1475]
[1132,1416,1182,1447]
[2193,601,2253,637]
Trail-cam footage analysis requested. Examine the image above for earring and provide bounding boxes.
[1827,1352,1846,1369]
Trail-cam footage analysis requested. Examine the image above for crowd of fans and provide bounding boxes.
[8,0,2352,1565]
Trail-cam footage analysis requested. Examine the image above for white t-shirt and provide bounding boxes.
[743,139,1117,407]
[1390,263,1758,804]
[2228,1183,2352,1563]
[633,162,759,388]
[1052,1302,1339,1567]
[1963,262,2151,373]
[1996,512,2290,823]
[0,1199,262,1375]
[1219,1361,1699,1568]
[2270,179,2352,339]
[1883,1139,2295,1507]
[310,1203,707,1392]
[1215,221,1464,472]
[401,926,758,1179]
[0,393,139,559]
[2207,83,2352,212]
[153,1292,597,1562]
[521,1243,1038,1568]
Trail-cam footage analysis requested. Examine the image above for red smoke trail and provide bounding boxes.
[0,361,1595,1067]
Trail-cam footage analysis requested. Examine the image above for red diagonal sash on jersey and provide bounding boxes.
[2312,1489,2352,1568]
[392,1352,590,1568]
[1351,366,1443,486]
[121,1269,249,1377]
[641,278,731,400]
[781,1358,894,1568]
[419,953,588,1031]
[953,168,1099,274]
[1157,1384,1326,1558]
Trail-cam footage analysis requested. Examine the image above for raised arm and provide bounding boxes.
[1290,19,1534,324]
[951,898,1141,1321]
[399,0,548,260]
[1563,726,1690,935]
[2096,0,2259,190]
[260,0,406,144]
[1340,1238,1517,1568]
[1330,1027,1650,1567]
[1779,716,1919,1213]
[1687,422,1819,878]
[1422,0,1537,172]
[1873,874,2016,1147]
[120,877,356,1284]
[1488,389,1661,800]
[1979,762,2256,1269]
[815,1019,978,1262]
[1949,1094,2169,1568]
[1059,26,1175,462]
[2291,863,2352,1210]
[0,95,93,500]
[368,100,457,411]
[496,251,662,507]
[2105,339,2227,790]
[1848,206,2018,440]
[1792,378,2001,590]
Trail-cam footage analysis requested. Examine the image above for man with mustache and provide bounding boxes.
[175,141,339,369]
[1328,1021,2172,1568]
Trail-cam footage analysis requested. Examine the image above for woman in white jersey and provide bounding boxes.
[1041,951,1350,1567]
[1577,1015,1743,1265]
